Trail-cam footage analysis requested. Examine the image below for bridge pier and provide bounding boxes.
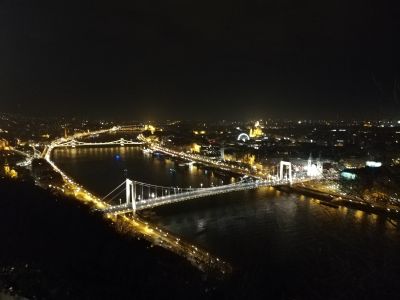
[279,161,292,184]
[126,179,136,212]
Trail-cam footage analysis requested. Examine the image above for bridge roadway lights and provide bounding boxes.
[53,138,143,148]
[103,179,298,214]
[133,181,262,210]
[104,162,305,214]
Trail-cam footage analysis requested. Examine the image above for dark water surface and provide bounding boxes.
[53,146,400,298]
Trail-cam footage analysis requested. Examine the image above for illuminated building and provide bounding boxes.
[4,160,10,174]
[8,169,18,178]
[220,147,225,160]
[243,154,256,166]
[191,143,201,153]
[249,121,264,138]
[366,161,382,168]
[340,171,357,180]
[144,124,156,134]
[3,160,17,178]
[0,138,9,150]
[306,154,323,177]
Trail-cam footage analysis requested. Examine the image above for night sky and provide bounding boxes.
[0,1,399,120]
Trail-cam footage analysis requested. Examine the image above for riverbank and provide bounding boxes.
[113,212,232,276]
[147,143,254,178]
[0,179,216,299]
[44,143,231,276]
[42,141,400,299]
[277,185,400,220]
[0,292,29,300]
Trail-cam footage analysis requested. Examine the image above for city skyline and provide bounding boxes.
[1,2,400,299]
[1,110,400,299]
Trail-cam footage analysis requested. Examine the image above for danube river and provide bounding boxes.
[52,145,400,298]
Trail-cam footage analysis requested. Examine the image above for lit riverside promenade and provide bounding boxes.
[42,126,233,275]
[42,126,313,275]
[138,135,303,181]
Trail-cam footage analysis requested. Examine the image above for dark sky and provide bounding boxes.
[0,0,399,120]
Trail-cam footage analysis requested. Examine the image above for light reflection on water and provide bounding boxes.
[52,146,238,197]
[53,146,400,297]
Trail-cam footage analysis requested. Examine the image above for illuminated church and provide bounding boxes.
[306,154,323,177]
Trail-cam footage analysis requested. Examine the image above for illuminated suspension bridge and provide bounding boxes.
[51,138,143,148]
[42,126,145,159]
[102,176,300,215]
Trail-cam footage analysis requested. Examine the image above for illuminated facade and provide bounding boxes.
[144,124,156,134]
[191,143,201,153]
[243,154,255,165]
[340,171,357,180]
[249,121,264,138]
[0,138,9,150]
[3,161,17,178]
[220,147,225,160]
[306,154,323,177]
[366,161,382,168]
[4,161,10,174]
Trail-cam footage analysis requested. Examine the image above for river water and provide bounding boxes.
[52,145,400,298]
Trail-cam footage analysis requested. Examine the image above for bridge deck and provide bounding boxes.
[103,179,293,214]
[53,138,143,148]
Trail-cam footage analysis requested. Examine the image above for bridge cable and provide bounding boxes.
[101,181,126,201]
[105,189,126,204]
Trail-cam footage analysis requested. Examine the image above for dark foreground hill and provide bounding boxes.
[0,179,216,299]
